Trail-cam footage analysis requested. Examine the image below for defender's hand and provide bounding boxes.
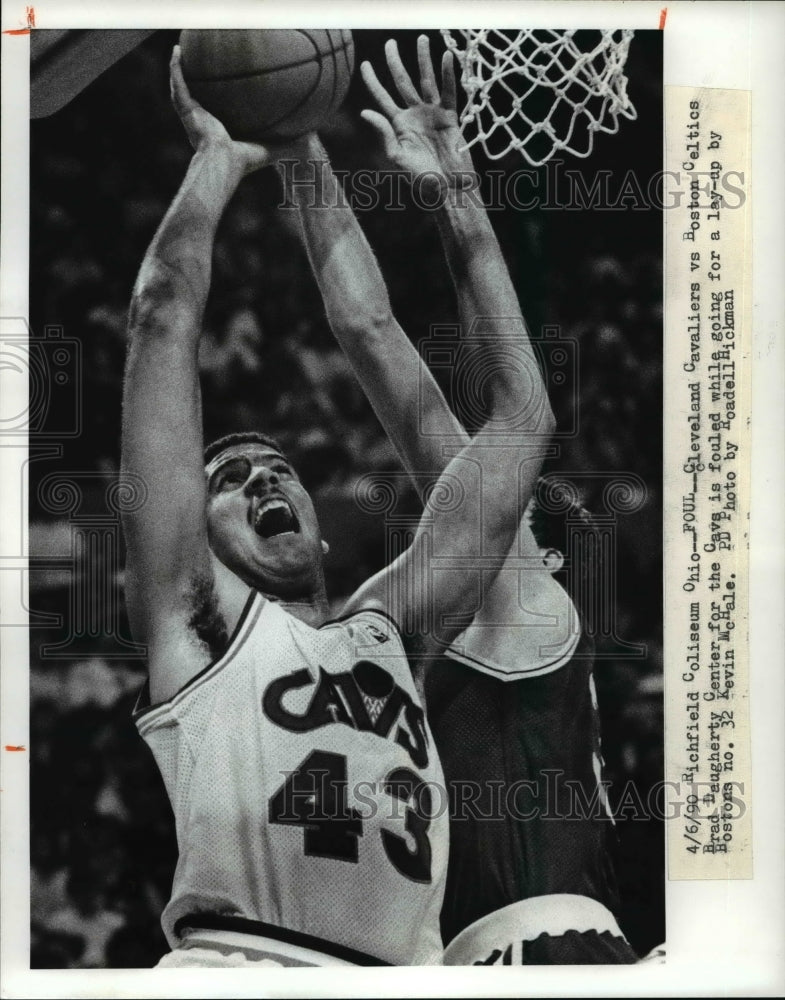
[360,36,472,192]
[170,45,272,175]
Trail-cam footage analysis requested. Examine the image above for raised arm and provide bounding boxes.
[317,47,553,651]
[351,39,574,674]
[289,37,539,500]
[279,43,554,655]
[121,48,269,694]
[278,131,461,479]
[360,38,549,485]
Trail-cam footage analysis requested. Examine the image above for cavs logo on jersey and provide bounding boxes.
[262,659,428,768]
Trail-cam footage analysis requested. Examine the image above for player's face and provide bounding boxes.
[205,444,325,596]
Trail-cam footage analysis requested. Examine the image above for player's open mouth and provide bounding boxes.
[254,497,300,538]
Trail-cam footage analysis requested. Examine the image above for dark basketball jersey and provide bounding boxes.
[425,627,622,948]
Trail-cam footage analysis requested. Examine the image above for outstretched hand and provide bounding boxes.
[170,45,288,175]
[361,36,471,193]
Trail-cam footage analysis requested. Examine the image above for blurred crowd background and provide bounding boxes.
[28,29,663,966]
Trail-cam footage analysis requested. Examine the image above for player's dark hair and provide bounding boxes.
[529,476,603,633]
[204,431,288,467]
[528,476,597,552]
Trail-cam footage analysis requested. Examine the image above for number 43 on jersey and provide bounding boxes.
[269,750,432,883]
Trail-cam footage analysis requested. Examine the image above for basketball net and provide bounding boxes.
[440,29,637,165]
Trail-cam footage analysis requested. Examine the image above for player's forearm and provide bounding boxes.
[283,139,463,480]
[281,136,395,335]
[435,197,552,430]
[434,184,521,331]
[130,145,244,342]
[121,146,242,586]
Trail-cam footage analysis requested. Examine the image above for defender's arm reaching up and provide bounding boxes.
[281,47,554,659]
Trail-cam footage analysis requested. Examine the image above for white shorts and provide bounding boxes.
[156,926,357,968]
[443,894,638,965]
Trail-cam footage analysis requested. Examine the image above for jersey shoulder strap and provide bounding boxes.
[445,598,585,682]
[133,589,267,727]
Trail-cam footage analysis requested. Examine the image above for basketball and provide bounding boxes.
[179,29,355,142]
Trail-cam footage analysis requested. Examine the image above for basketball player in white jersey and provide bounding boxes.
[289,37,638,964]
[120,47,554,967]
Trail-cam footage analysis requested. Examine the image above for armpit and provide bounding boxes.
[186,574,229,661]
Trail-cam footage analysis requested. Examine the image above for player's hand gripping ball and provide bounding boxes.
[179,29,355,142]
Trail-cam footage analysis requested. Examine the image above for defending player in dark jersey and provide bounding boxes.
[295,36,638,963]
[121,46,553,966]
[427,491,634,964]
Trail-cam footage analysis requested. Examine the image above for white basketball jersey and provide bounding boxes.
[135,595,447,966]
